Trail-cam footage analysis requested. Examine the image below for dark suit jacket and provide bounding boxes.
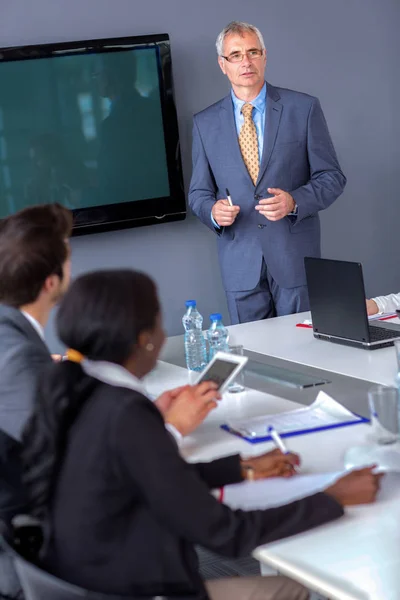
[0,430,27,523]
[189,81,347,292]
[0,304,52,441]
[43,382,344,597]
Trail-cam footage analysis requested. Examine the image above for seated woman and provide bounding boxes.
[22,270,380,600]
[367,292,400,315]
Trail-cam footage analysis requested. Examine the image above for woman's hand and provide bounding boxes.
[240,449,300,480]
[154,386,188,416]
[324,467,382,506]
[155,383,221,437]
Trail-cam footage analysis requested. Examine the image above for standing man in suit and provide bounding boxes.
[189,21,346,324]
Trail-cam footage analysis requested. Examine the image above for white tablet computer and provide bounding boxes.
[195,351,248,393]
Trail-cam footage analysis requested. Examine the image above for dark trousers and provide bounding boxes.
[226,260,309,325]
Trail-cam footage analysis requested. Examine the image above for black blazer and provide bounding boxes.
[0,430,27,523]
[43,382,343,597]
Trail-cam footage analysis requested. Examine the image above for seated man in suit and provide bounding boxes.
[367,292,400,316]
[0,203,73,442]
[0,203,72,598]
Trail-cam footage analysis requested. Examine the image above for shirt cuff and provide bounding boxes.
[288,202,298,216]
[211,211,221,229]
[165,423,183,447]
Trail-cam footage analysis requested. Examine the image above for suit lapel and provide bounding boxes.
[257,82,282,187]
[219,95,254,185]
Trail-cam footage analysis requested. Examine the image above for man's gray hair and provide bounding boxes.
[216,21,266,57]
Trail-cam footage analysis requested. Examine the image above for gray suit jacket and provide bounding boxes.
[189,81,346,292]
[0,305,52,441]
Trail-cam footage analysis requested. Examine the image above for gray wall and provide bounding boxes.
[0,0,399,351]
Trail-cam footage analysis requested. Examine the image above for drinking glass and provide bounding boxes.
[227,344,246,393]
[368,385,400,444]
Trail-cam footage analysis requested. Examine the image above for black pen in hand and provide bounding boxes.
[225,188,233,207]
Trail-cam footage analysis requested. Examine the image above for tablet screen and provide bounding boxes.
[198,359,238,389]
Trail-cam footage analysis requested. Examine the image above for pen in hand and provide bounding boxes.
[268,426,300,473]
[225,188,233,207]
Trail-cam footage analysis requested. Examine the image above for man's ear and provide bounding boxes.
[218,56,227,76]
[42,273,59,294]
[264,49,267,69]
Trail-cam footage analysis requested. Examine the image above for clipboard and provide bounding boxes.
[220,391,370,444]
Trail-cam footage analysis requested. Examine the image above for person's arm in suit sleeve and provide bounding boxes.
[290,97,347,224]
[163,426,242,487]
[192,455,243,489]
[188,117,221,234]
[114,397,344,558]
[5,345,52,441]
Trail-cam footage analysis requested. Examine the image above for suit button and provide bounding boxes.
[254,194,260,200]
[258,224,263,229]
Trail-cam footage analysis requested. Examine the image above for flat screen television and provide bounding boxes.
[0,33,186,235]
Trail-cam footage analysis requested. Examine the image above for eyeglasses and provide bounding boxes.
[221,49,264,64]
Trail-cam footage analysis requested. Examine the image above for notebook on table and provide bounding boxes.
[221,391,368,444]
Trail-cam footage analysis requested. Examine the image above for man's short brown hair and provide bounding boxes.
[0,204,73,307]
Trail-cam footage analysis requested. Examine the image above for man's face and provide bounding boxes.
[218,31,266,96]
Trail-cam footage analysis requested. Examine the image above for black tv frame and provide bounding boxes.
[0,33,186,235]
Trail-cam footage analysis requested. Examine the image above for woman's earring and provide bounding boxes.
[146,342,154,352]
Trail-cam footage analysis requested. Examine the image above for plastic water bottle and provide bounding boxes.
[207,313,229,360]
[182,300,207,372]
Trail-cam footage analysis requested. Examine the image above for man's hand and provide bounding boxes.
[324,467,382,506]
[366,299,379,316]
[212,199,240,227]
[159,382,221,437]
[255,187,295,221]
[240,449,300,480]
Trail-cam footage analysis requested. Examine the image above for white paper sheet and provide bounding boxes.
[219,471,345,510]
[368,312,398,321]
[344,445,400,473]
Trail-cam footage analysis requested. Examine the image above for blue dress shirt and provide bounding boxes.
[211,83,267,228]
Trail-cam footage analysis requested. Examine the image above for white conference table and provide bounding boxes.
[226,311,400,387]
[149,313,400,600]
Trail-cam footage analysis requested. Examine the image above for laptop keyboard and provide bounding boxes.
[369,325,400,341]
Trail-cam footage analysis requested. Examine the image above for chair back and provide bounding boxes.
[0,523,208,600]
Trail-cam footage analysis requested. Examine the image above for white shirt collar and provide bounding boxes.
[80,359,183,446]
[81,359,148,396]
[21,311,45,341]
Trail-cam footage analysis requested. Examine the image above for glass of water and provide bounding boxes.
[368,385,400,444]
[394,339,400,371]
[227,344,246,393]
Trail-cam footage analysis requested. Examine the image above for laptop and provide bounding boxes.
[304,257,400,349]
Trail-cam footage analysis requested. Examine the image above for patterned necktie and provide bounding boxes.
[238,103,259,185]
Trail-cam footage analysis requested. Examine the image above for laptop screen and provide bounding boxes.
[304,258,371,342]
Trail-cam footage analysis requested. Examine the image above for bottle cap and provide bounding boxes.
[185,300,196,308]
[210,313,222,321]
